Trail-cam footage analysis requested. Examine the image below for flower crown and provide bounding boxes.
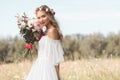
[39,6,55,15]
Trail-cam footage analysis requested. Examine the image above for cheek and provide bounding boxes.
[43,17,50,23]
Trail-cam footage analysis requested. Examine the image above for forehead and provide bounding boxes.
[36,11,47,17]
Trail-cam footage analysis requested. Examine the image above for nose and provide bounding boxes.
[39,18,44,24]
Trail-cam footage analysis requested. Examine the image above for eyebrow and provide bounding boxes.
[37,14,46,18]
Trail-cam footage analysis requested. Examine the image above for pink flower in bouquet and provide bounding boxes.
[36,35,43,41]
[37,22,42,27]
[34,23,43,32]
[17,19,21,24]
[36,36,40,41]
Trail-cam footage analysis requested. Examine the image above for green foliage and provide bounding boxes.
[1,32,120,63]
[63,32,120,60]
[0,36,36,63]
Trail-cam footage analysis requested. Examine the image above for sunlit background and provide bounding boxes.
[0,0,120,37]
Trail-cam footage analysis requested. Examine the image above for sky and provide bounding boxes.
[0,0,120,38]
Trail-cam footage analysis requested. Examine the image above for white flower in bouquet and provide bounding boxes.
[20,22,26,28]
[42,26,46,33]
[27,18,37,28]
[28,18,43,33]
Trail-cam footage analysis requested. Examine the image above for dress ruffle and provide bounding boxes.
[25,35,64,80]
[38,35,64,65]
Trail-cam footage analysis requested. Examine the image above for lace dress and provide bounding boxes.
[25,35,64,80]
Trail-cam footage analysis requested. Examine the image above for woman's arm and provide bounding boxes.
[55,64,60,80]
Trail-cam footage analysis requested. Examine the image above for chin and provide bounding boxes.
[44,23,48,26]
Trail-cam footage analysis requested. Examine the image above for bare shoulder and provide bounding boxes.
[47,28,59,40]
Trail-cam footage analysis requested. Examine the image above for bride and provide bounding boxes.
[25,5,64,80]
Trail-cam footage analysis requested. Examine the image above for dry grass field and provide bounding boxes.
[0,58,120,80]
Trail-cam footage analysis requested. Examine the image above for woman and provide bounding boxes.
[26,5,64,80]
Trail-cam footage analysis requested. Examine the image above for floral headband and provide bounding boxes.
[38,5,55,15]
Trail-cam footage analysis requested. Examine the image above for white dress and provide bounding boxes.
[25,35,64,80]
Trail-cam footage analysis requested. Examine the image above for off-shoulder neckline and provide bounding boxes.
[44,35,60,41]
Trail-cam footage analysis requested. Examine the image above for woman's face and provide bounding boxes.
[36,11,50,26]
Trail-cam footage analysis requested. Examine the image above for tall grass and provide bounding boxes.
[0,58,120,80]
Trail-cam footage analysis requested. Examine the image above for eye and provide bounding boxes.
[41,15,46,18]
[37,14,46,19]
[37,17,40,19]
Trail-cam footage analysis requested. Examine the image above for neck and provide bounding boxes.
[44,23,52,35]
[46,22,52,29]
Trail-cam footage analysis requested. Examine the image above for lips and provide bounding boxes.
[40,22,45,25]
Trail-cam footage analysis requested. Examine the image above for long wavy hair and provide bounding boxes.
[35,5,63,42]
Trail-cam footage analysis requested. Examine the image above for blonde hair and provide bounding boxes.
[35,5,63,42]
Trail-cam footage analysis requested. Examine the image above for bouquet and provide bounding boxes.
[16,13,44,58]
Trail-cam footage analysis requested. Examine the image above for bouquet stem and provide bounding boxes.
[23,49,32,58]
